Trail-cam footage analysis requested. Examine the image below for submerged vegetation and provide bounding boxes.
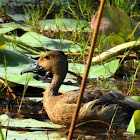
[0,0,140,139]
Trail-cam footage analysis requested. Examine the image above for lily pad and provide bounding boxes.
[0,49,34,66]
[19,31,82,52]
[91,5,133,38]
[0,22,30,32]
[2,129,66,140]
[91,5,133,49]
[131,96,140,102]
[69,59,120,78]
[7,73,80,91]
[9,14,30,22]
[127,110,140,135]
[39,18,90,32]
[0,28,18,34]
[0,114,64,129]
[1,129,66,140]
[0,114,66,140]
[0,49,79,92]
[89,59,120,78]
[0,49,119,92]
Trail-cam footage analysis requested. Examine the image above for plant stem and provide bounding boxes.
[68,0,106,139]
[39,0,46,19]
[18,75,30,112]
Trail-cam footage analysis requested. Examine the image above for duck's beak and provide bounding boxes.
[21,62,45,76]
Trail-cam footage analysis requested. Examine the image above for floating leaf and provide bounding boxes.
[131,96,140,102]
[127,110,140,135]
[0,49,34,66]
[0,27,17,34]
[1,129,66,140]
[39,18,90,32]
[19,31,82,52]
[69,59,120,78]
[0,114,64,129]
[9,14,30,22]
[0,18,90,34]
[91,5,133,38]
[0,114,66,140]
[0,22,30,32]
[0,48,120,93]
[0,48,119,94]
[0,49,79,92]
[91,5,133,49]
[89,59,120,78]
[7,73,79,91]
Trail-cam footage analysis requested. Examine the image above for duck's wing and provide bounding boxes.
[62,87,140,110]
[60,87,104,104]
[98,88,140,110]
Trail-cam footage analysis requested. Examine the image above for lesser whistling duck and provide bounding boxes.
[21,51,140,127]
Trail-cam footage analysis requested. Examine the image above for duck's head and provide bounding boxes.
[21,51,68,77]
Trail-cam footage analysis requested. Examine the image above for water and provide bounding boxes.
[0,78,140,139]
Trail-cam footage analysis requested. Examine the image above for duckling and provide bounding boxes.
[21,51,140,127]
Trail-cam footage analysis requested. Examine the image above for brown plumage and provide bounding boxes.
[21,51,140,127]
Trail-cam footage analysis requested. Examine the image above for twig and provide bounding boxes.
[128,22,140,40]
[0,78,16,99]
[67,0,106,139]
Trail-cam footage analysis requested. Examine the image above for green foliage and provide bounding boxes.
[89,59,120,78]
[18,75,30,112]
[67,0,95,21]
[0,34,6,49]
[39,18,90,31]
[127,96,140,134]
[0,0,9,16]
[131,96,140,102]
[0,1,139,139]
[23,4,41,32]
[19,31,82,52]
[0,114,66,140]
[127,110,140,135]
[0,49,119,92]
[0,127,4,140]
[69,59,120,78]
[0,114,65,129]
[0,49,80,91]
[106,0,139,15]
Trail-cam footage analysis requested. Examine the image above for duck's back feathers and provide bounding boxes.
[63,87,140,110]
[59,87,140,126]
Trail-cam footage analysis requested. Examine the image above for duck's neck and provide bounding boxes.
[45,73,66,96]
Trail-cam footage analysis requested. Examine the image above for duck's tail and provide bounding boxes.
[121,96,140,110]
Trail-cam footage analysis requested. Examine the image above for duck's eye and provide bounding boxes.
[44,55,50,60]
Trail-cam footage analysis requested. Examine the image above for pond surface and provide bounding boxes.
[0,1,140,139]
[0,78,140,140]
